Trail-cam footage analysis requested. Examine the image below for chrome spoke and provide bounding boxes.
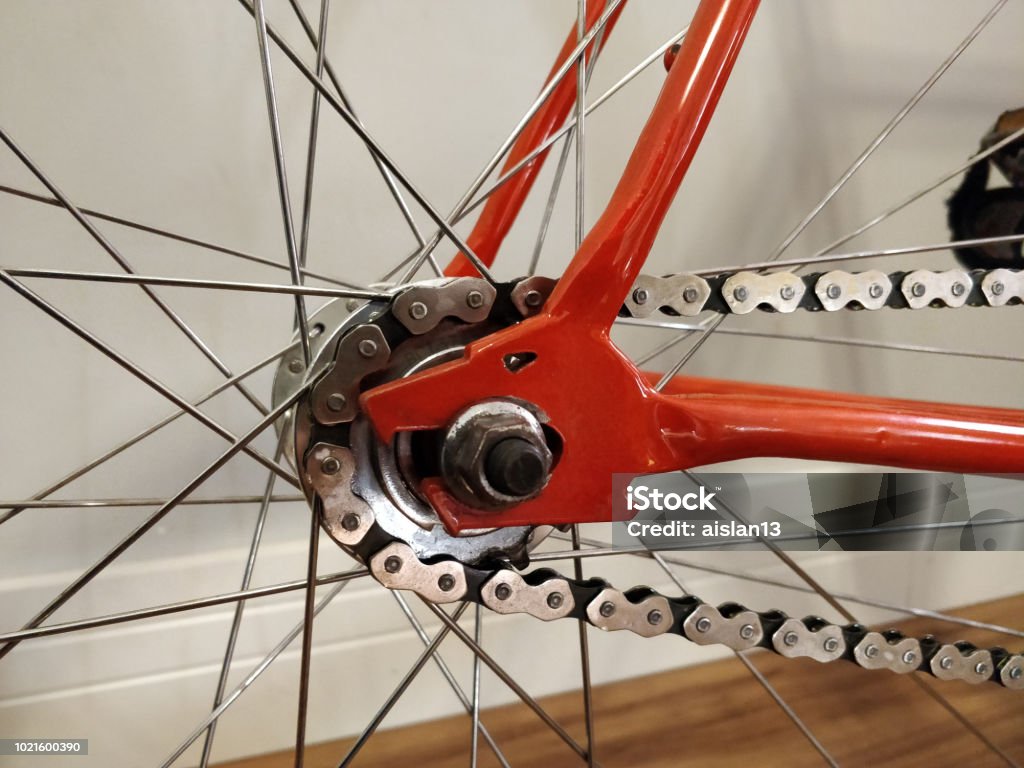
[0,386,306,662]
[337,602,471,768]
[0,127,271,416]
[284,0,441,278]
[765,0,1008,262]
[160,577,355,768]
[0,494,304,509]
[811,124,1024,259]
[0,568,367,644]
[0,184,364,289]
[294,498,321,767]
[0,273,298,488]
[295,0,331,272]
[422,599,591,762]
[252,0,313,366]
[396,0,626,282]
[620,317,1024,366]
[197,434,288,768]
[695,232,1024,277]
[470,604,483,768]
[0,339,299,528]
[5,266,387,299]
[528,21,604,277]
[572,528,596,768]
[235,0,494,284]
[390,593,510,768]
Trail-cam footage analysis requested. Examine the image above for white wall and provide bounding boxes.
[0,1,1022,766]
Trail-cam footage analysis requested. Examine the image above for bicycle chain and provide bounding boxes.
[304,273,1024,692]
[622,267,1024,318]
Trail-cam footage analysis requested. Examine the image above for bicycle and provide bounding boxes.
[1,1,1023,766]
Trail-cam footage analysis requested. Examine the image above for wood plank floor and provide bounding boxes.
[218,594,1024,768]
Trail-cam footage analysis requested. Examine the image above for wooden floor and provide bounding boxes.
[219,595,1024,768]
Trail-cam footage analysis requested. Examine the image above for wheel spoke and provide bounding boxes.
[336,602,471,768]
[0,386,305,663]
[252,0,313,366]
[294,498,322,767]
[390,593,511,768]
[0,569,367,644]
[197,433,288,768]
[4,267,387,299]
[421,598,591,763]
[470,603,483,768]
[0,339,299,528]
[765,0,1008,262]
[0,127,271,416]
[0,494,304,509]
[0,184,364,289]
[572,528,596,768]
[160,577,355,768]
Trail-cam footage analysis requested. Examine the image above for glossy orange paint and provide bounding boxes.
[364,0,1024,533]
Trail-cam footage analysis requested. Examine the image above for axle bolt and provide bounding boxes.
[383,555,403,574]
[485,438,549,498]
[437,574,456,592]
[320,456,341,475]
[466,290,485,309]
[599,601,617,618]
[341,513,360,532]
[494,583,513,601]
[546,592,564,610]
